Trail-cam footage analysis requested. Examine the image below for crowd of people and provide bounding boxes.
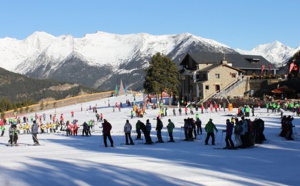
[4,97,299,149]
[266,100,300,116]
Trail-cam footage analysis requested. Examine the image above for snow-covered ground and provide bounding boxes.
[0,94,299,186]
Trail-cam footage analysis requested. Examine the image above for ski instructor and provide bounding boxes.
[31,120,40,145]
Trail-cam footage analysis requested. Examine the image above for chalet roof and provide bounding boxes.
[198,63,243,72]
[181,52,276,70]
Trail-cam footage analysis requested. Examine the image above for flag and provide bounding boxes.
[289,62,295,73]
[119,79,125,96]
[124,83,127,95]
[115,84,119,96]
[293,64,298,71]
[268,64,272,73]
[261,65,265,75]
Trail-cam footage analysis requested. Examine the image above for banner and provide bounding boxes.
[289,62,294,73]
[260,65,265,75]
[268,64,272,73]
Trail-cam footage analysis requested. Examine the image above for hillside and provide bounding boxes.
[0,67,97,103]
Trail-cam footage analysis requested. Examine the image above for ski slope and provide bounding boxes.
[0,94,299,186]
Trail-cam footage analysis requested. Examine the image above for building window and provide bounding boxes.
[215,74,220,79]
[231,73,237,78]
[205,85,209,90]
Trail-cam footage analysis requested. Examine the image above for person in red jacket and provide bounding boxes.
[102,119,114,147]
[73,122,79,136]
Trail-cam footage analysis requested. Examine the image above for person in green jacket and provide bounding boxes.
[88,120,93,136]
[1,125,5,137]
[167,119,175,142]
[205,118,218,145]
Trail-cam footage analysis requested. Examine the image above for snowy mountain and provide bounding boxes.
[0,31,236,91]
[236,41,300,67]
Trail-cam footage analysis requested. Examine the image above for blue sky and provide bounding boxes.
[0,0,299,50]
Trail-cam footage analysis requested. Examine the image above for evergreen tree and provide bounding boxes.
[144,53,179,101]
[1,111,5,119]
[40,101,44,110]
[0,97,12,111]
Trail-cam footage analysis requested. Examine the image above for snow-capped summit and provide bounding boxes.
[236,41,299,66]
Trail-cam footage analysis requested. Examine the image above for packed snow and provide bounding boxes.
[1,94,299,186]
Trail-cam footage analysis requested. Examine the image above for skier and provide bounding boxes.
[146,119,152,136]
[195,113,199,120]
[167,119,175,142]
[234,117,242,147]
[1,125,5,136]
[31,120,40,145]
[124,120,134,145]
[195,118,202,135]
[156,117,164,143]
[73,121,79,136]
[130,110,134,119]
[1,124,5,137]
[204,118,218,145]
[100,113,103,122]
[223,119,235,149]
[82,122,89,136]
[96,113,100,122]
[102,119,114,147]
[178,107,182,115]
[286,115,294,140]
[239,116,249,148]
[187,118,194,141]
[135,120,142,140]
[8,124,18,146]
[139,120,153,144]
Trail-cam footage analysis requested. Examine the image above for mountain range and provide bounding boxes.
[0,31,299,91]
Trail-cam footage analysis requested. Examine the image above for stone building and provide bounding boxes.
[179,52,277,103]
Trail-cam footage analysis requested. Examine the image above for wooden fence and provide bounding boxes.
[5,91,114,117]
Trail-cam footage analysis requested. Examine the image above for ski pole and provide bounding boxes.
[120,134,125,145]
[99,131,103,147]
[220,130,224,148]
[31,133,40,144]
[180,127,182,140]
